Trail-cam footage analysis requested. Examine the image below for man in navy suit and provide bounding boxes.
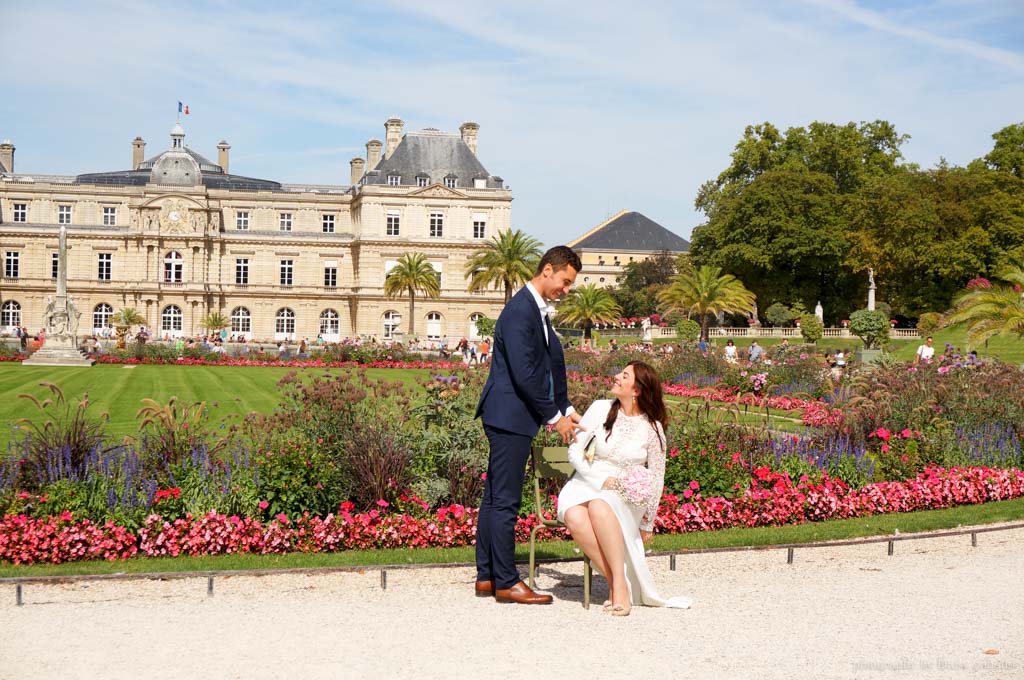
[474,246,583,604]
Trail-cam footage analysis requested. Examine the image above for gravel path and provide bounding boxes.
[2,524,1022,680]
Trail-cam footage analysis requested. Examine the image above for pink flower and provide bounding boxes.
[17,492,30,499]
[376,499,390,508]
[881,444,891,453]
[901,429,913,439]
[683,489,694,499]
[689,480,700,491]
[275,513,289,524]
[258,500,269,510]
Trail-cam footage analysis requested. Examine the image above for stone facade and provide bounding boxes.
[0,119,511,342]
[568,210,691,288]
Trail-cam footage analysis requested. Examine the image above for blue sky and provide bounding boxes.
[1,0,1022,247]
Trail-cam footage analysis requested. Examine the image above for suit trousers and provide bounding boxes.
[476,424,535,589]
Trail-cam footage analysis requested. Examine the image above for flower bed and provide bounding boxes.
[79,355,467,370]
[3,465,1021,565]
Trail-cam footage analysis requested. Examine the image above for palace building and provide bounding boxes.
[0,118,510,342]
[568,210,690,288]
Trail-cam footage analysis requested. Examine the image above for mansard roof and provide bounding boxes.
[569,210,691,253]
[362,129,503,189]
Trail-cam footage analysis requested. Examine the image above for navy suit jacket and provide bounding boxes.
[475,286,571,437]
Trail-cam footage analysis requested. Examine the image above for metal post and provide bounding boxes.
[971,532,977,547]
[207,576,214,597]
[669,554,676,571]
[16,583,23,607]
[887,540,894,556]
[787,547,794,564]
[380,569,387,590]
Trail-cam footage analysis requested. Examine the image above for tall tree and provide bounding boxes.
[658,265,756,341]
[984,122,1024,179]
[554,284,621,341]
[944,260,1024,348]
[464,229,543,304]
[384,253,441,337]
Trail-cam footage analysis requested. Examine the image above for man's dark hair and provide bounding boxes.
[536,246,582,275]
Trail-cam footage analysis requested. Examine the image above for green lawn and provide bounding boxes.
[0,364,437,448]
[3,495,1022,578]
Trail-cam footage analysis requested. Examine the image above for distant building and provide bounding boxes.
[0,118,510,341]
[567,210,690,288]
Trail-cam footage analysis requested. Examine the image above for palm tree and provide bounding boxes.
[658,265,756,341]
[112,307,146,349]
[555,284,622,341]
[464,229,543,304]
[384,253,441,337]
[201,312,229,335]
[945,261,1024,348]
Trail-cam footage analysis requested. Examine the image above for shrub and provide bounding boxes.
[916,312,944,334]
[848,309,889,349]
[675,319,700,342]
[799,315,824,343]
[764,302,794,327]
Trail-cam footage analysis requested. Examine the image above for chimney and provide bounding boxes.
[217,140,231,173]
[459,122,479,155]
[384,117,404,160]
[0,139,14,174]
[366,139,383,170]
[349,157,365,185]
[131,137,145,169]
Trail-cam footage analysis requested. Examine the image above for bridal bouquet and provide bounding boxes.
[618,465,653,507]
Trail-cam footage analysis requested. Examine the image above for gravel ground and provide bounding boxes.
[1,524,1022,680]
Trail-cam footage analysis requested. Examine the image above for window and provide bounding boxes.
[231,307,251,334]
[235,258,249,285]
[103,207,117,226]
[387,175,400,186]
[469,312,484,340]
[425,312,442,341]
[319,309,340,337]
[163,251,183,283]
[383,311,401,340]
[1,300,21,328]
[322,214,335,233]
[161,305,183,332]
[279,212,292,231]
[386,210,400,236]
[417,176,428,187]
[13,203,27,223]
[236,210,249,230]
[473,215,486,239]
[599,277,605,283]
[97,253,112,281]
[51,253,59,279]
[429,212,444,238]
[4,251,19,278]
[324,266,337,288]
[444,177,457,189]
[93,303,113,330]
[58,205,72,225]
[280,259,293,286]
[275,308,295,335]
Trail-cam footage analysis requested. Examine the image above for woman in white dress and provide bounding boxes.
[558,361,693,616]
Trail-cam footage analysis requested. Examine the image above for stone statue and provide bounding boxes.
[641,316,653,344]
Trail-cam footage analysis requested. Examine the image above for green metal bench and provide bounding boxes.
[527,445,593,609]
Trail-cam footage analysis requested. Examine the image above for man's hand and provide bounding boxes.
[569,411,582,424]
[555,415,584,443]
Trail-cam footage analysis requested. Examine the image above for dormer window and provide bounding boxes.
[387,175,400,186]
[474,178,487,188]
[444,177,457,189]
[417,176,428,187]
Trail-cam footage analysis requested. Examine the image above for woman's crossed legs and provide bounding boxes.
[564,500,629,612]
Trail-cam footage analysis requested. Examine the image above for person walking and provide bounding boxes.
[474,246,583,605]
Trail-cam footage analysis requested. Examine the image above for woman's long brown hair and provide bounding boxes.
[603,361,668,450]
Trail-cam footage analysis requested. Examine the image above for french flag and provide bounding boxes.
[178,101,190,115]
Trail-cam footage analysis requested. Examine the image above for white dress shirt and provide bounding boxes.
[524,282,574,422]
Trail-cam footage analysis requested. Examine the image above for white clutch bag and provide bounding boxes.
[582,434,597,464]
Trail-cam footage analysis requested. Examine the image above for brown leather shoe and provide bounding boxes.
[494,581,553,605]
[474,580,495,598]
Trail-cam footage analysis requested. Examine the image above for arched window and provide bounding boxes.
[161,305,182,333]
[425,312,443,341]
[275,308,295,337]
[1,300,21,328]
[231,307,251,334]
[93,303,113,330]
[382,311,401,340]
[163,251,183,283]
[319,309,339,338]
[469,312,484,341]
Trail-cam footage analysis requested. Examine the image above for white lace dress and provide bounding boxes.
[557,399,692,608]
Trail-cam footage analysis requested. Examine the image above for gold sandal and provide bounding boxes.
[611,604,631,617]
[601,600,613,611]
